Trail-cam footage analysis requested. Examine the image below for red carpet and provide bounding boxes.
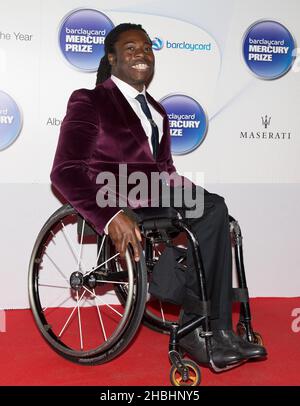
[0,298,299,386]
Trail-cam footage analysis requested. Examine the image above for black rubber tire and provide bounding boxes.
[170,359,201,386]
[28,204,147,365]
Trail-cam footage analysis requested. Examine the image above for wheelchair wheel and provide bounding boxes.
[111,246,179,335]
[114,237,182,335]
[142,299,180,334]
[253,332,263,346]
[170,359,201,386]
[28,204,147,364]
[142,240,183,334]
[236,322,264,346]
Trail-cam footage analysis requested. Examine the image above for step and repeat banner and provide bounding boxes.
[0,0,300,307]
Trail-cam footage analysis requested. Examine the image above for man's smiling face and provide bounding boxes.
[108,29,155,91]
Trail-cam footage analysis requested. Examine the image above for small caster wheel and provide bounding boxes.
[253,332,263,346]
[170,360,201,386]
[237,323,264,345]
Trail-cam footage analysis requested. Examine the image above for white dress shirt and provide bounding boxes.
[103,75,164,234]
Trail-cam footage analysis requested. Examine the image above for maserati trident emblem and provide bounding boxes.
[261,115,271,129]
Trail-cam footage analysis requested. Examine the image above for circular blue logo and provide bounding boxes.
[243,20,295,80]
[160,94,208,155]
[152,37,164,51]
[0,90,22,151]
[59,9,114,72]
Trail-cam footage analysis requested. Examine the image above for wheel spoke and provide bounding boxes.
[39,283,69,289]
[96,235,106,266]
[83,286,123,318]
[76,290,84,350]
[60,220,86,270]
[85,252,120,276]
[92,288,107,342]
[42,289,71,312]
[58,290,86,338]
[77,219,85,271]
[43,252,69,284]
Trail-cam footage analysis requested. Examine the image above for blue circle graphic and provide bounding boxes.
[152,37,164,51]
[160,95,208,155]
[0,90,22,151]
[243,20,295,79]
[59,9,114,72]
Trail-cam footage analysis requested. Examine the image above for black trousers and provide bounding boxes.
[165,186,233,330]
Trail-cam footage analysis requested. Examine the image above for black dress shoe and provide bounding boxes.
[179,328,245,368]
[213,330,267,360]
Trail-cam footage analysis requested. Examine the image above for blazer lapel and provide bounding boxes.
[102,78,154,160]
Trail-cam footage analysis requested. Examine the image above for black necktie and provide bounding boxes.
[135,94,159,159]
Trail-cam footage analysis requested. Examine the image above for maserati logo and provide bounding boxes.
[261,115,271,129]
[240,114,291,141]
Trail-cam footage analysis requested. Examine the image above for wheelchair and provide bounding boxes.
[28,203,263,386]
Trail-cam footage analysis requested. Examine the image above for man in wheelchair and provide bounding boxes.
[50,23,267,369]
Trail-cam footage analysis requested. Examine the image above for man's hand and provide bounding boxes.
[107,212,142,261]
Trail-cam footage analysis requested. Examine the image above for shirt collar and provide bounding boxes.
[111,75,146,99]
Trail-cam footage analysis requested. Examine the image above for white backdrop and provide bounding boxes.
[0,0,300,308]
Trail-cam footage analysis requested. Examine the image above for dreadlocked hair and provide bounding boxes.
[95,23,150,85]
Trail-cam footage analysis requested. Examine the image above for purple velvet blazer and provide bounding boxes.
[50,77,179,233]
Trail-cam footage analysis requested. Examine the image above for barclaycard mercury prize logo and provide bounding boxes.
[59,9,114,72]
[160,94,208,155]
[243,20,296,80]
[0,90,22,151]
